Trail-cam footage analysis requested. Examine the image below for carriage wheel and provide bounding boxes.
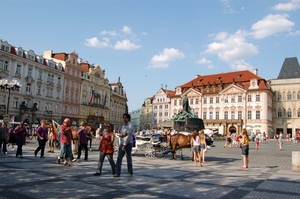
[145,146,155,158]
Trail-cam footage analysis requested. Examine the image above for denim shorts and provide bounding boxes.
[60,144,71,159]
[242,145,249,156]
[193,145,200,152]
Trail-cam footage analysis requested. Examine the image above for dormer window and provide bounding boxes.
[237,74,242,78]
[216,77,221,81]
[1,44,10,52]
[18,50,23,56]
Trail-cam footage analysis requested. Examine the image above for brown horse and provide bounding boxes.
[169,133,192,160]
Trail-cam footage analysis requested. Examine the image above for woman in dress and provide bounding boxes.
[240,129,250,169]
[94,123,116,176]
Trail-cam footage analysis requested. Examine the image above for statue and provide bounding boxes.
[182,95,190,113]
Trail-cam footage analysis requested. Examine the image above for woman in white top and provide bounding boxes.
[191,130,202,167]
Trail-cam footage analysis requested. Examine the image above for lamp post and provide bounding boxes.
[0,78,21,121]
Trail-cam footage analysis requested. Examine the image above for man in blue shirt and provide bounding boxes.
[114,113,134,177]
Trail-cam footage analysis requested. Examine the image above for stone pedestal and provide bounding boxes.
[292,151,300,172]
[72,140,78,155]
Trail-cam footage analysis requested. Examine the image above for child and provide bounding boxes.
[255,135,260,150]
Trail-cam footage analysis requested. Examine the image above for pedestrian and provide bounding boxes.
[34,120,48,158]
[0,122,9,155]
[235,134,240,148]
[94,122,116,176]
[73,121,89,162]
[114,113,135,177]
[47,127,55,153]
[278,131,283,151]
[7,125,15,150]
[191,130,201,167]
[224,133,232,148]
[56,118,72,166]
[14,121,27,158]
[255,135,260,150]
[199,130,207,164]
[240,129,249,169]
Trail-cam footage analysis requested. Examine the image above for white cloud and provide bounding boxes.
[230,60,254,71]
[250,14,294,39]
[148,48,185,69]
[205,30,258,62]
[85,37,109,48]
[273,0,300,11]
[122,26,132,34]
[114,39,141,50]
[195,57,214,69]
[288,30,300,36]
[100,30,118,36]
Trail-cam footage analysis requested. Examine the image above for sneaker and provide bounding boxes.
[56,157,60,164]
[113,174,120,177]
[64,162,70,167]
[72,159,78,163]
[89,148,93,151]
[94,173,101,176]
[19,155,23,158]
[126,174,133,177]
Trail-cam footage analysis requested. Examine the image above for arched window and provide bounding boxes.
[287,92,292,100]
[278,108,282,117]
[277,93,282,101]
[297,92,300,100]
[287,108,292,117]
[298,108,300,117]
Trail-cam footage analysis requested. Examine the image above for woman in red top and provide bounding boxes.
[94,123,116,176]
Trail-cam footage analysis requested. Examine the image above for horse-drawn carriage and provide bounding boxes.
[114,133,168,157]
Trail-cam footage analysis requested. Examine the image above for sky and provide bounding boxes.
[1,0,300,112]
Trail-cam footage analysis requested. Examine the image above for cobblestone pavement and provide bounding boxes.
[0,139,300,199]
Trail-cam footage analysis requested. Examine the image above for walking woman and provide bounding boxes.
[240,129,250,169]
[199,130,207,163]
[94,123,116,176]
[14,121,27,158]
[34,120,48,158]
[191,130,201,167]
[278,132,283,151]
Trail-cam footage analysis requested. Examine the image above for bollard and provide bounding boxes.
[72,140,78,155]
[292,151,300,172]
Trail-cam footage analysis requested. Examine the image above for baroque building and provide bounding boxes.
[80,62,110,128]
[0,39,64,124]
[140,96,154,130]
[270,57,300,138]
[43,50,82,126]
[110,77,127,131]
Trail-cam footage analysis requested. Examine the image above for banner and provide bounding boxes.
[52,120,60,141]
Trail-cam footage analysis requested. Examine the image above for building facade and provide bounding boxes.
[270,57,300,138]
[140,96,154,130]
[0,39,64,124]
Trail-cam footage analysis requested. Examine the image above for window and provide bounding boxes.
[224,97,228,103]
[195,98,199,104]
[297,92,300,100]
[38,71,43,80]
[231,96,235,103]
[238,111,242,119]
[247,95,252,102]
[238,96,242,102]
[277,93,282,101]
[27,68,32,77]
[0,60,8,70]
[256,111,260,119]
[216,97,219,103]
[287,109,292,117]
[16,65,21,74]
[209,97,213,104]
[256,94,260,101]
[1,44,10,52]
[164,112,168,116]
[154,105,157,110]
[203,98,207,104]
[165,105,168,109]
[224,111,228,119]
[277,108,282,117]
[298,109,300,117]
[247,111,252,119]
[174,100,177,106]
[13,97,18,108]
[216,111,219,120]
[37,86,41,95]
[179,100,182,105]
[190,99,193,105]
[209,112,213,119]
[203,112,207,119]
[231,111,235,119]
[287,92,292,100]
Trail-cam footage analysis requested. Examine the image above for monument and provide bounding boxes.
[163,95,204,132]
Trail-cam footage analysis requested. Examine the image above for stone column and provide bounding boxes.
[292,151,300,172]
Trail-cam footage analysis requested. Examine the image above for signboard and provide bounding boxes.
[3,116,10,123]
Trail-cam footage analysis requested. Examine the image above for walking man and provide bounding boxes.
[56,118,72,166]
[114,113,135,177]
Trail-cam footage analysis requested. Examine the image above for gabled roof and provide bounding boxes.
[180,70,267,90]
[277,57,300,79]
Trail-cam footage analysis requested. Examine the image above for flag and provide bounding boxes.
[89,88,95,103]
[52,120,60,140]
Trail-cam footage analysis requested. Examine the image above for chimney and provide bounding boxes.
[253,68,258,75]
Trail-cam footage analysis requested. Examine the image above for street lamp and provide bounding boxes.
[0,78,21,117]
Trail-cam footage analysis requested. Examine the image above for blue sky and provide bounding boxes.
[1,0,300,111]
